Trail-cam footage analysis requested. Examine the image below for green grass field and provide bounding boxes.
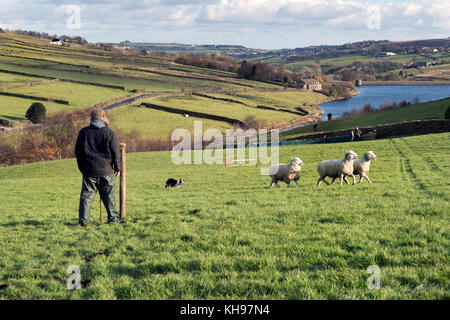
[109,91,326,138]
[0,72,44,88]
[7,82,127,109]
[281,98,450,139]
[208,90,329,110]
[0,95,70,121]
[0,132,448,299]
[284,55,371,71]
[0,34,279,92]
[0,80,128,121]
[0,33,325,136]
[107,90,328,139]
[148,94,299,122]
[109,105,232,139]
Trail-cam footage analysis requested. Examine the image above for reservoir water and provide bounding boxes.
[318,85,450,119]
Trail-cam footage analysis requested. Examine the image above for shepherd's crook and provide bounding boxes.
[120,143,126,219]
[99,197,102,222]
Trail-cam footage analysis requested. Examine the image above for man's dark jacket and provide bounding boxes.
[75,125,121,177]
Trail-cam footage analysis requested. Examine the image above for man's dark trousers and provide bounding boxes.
[79,175,120,225]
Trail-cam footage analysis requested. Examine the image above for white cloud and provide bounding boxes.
[197,0,450,31]
[0,0,448,48]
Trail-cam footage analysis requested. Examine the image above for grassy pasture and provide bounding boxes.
[0,95,69,121]
[141,94,302,124]
[0,80,128,121]
[0,72,44,88]
[210,90,329,110]
[283,55,371,71]
[0,58,254,93]
[0,132,448,299]
[281,98,450,139]
[7,82,127,109]
[0,62,188,92]
[109,105,232,138]
[0,39,276,91]
[108,90,329,138]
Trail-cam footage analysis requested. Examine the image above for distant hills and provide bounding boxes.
[117,38,450,59]
[116,38,450,82]
[117,41,263,56]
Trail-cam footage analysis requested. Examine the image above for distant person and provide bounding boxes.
[356,127,362,141]
[75,109,122,226]
[323,134,328,143]
[373,129,377,139]
[351,129,355,141]
[314,124,318,132]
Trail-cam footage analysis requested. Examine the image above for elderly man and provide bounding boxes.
[75,109,122,226]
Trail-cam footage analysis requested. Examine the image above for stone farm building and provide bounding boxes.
[300,79,322,91]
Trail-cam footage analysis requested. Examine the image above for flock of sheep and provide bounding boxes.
[269,151,377,188]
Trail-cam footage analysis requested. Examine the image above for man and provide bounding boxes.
[75,109,122,226]
[356,127,362,141]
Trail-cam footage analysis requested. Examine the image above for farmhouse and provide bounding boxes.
[50,38,63,45]
[299,79,322,91]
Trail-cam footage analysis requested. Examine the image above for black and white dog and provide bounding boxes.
[165,178,184,188]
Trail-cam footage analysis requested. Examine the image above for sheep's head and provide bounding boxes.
[345,150,358,160]
[290,157,304,166]
[365,151,377,160]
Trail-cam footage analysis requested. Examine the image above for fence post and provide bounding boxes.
[120,143,126,219]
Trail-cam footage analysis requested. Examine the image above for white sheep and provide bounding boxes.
[352,151,377,184]
[317,150,358,186]
[269,157,303,188]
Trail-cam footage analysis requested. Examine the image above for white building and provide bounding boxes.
[50,38,63,45]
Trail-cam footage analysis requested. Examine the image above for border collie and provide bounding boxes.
[165,178,184,188]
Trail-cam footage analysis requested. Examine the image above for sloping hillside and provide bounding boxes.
[0,32,328,137]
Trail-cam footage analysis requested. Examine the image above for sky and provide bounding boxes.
[0,0,449,49]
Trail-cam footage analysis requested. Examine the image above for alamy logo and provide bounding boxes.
[366,265,381,290]
[65,5,81,30]
[171,121,279,175]
[366,5,381,30]
[66,265,81,290]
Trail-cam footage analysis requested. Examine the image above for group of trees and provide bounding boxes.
[236,60,314,86]
[58,35,88,44]
[236,61,282,82]
[5,30,88,44]
[236,60,356,99]
[331,60,404,81]
[175,53,238,72]
[319,82,355,100]
[174,54,322,87]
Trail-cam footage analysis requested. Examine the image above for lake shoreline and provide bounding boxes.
[314,84,450,121]
[362,81,450,85]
